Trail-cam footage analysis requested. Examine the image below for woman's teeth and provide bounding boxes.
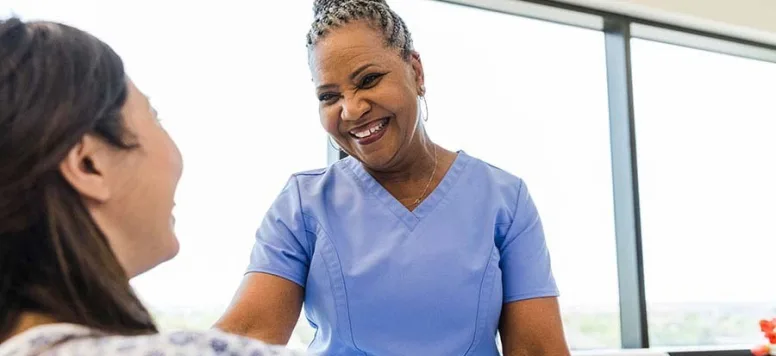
[351,119,388,139]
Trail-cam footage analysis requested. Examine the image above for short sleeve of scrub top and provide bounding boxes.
[246,176,311,287]
[498,179,558,302]
[246,152,558,356]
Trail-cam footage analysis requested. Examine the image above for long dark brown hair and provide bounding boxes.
[0,18,157,340]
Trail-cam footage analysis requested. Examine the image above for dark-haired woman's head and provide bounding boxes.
[307,0,428,171]
[0,18,182,339]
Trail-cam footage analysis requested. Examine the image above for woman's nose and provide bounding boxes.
[341,94,371,122]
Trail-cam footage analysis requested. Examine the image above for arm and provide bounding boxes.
[214,272,303,345]
[214,176,310,345]
[499,180,569,356]
[500,297,569,356]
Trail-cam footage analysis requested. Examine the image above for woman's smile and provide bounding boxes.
[349,117,390,145]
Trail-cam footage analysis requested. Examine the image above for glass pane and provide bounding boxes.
[390,0,620,349]
[7,0,620,350]
[632,38,776,347]
[7,1,325,351]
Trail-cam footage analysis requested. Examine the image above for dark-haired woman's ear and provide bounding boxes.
[59,135,113,202]
[410,51,425,96]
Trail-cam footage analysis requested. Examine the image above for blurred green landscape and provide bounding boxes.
[149,302,771,351]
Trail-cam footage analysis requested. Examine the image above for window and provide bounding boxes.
[7,0,622,350]
[631,38,776,347]
[14,0,776,352]
[389,0,620,349]
[8,1,325,350]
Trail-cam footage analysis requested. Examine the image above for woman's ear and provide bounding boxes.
[410,51,425,96]
[58,134,112,202]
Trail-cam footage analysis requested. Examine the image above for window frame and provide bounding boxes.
[330,1,776,354]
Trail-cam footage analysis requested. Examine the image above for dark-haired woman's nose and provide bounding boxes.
[340,94,371,122]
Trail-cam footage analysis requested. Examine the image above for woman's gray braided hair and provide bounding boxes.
[307,0,415,60]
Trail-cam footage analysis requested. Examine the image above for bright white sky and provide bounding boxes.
[6,0,776,320]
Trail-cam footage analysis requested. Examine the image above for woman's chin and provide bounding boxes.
[127,235,179,279]
[164,233,181,262]
[353,144,401,170]
[166,216,180,258]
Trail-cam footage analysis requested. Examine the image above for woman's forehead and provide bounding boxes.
[310,27,400,79]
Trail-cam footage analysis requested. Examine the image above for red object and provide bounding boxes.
[752,345,769,356]
[754,319,776,355]
[761,319,774,333]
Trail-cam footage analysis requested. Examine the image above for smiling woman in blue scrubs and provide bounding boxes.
[216,1,570,355]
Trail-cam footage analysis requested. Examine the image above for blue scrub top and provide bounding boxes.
[247,151,558,356]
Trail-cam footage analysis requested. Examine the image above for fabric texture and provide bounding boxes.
[0,323,305,356]
[247,151,558,355]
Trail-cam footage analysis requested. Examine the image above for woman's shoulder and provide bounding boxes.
[83,329,306,355]
[284,157,358,192]
[455,152,533,220]
[0,323,305,356]
[459,151,526,190]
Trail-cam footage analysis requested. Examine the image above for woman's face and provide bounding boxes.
[61,80,183,277]
[310,21,425,170]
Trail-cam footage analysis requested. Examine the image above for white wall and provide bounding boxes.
[555,0,776,45]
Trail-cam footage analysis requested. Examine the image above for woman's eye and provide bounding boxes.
[318,93,338,103]
[360,73,384,88]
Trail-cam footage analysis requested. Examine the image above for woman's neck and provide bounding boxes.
[2,313,57,343]
[367,139,438,185]
[365,138,458,210]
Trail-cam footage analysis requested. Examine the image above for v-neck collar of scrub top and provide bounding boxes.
[343,150,470,231]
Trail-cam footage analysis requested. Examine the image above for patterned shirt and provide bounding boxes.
[0,323,307,356]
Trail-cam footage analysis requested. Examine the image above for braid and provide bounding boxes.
[307,0,414,59]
